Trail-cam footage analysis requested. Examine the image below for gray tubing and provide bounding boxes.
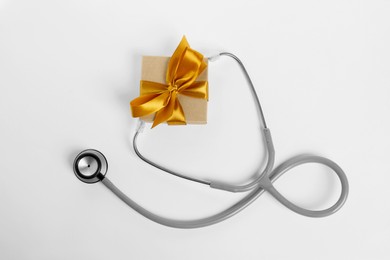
[101,172,268,229]
[108,52,349,228]
[104,127,276,229]
[102,177,266,229]
[209,128,275,192]
[104,128,349,227]
[101,152,349,228]
[259,155,349,217]
[133,127,276,192]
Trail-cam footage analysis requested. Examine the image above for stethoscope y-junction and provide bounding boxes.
[73,53,349,228]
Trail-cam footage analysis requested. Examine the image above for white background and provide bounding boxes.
[1,0,389,259]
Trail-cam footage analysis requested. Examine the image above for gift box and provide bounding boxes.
[130,36,209,128]
[140,56,208,124]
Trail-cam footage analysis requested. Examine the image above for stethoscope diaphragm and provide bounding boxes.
[73,149,108,184]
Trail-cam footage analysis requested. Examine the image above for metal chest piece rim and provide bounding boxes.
[73,149,108,183]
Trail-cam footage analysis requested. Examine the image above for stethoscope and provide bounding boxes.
[73,52,349,229]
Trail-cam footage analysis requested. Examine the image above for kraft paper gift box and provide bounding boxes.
[140,56,208,124]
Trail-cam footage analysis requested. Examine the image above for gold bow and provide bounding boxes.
[130,36,208,128]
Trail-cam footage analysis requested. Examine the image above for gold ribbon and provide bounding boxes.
[130,36,208,128]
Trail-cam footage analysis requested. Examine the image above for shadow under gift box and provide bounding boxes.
[140,56,208,124]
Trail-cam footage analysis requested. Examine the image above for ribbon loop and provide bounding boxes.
[130,36,208,128]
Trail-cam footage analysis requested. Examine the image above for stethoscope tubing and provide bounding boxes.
[261,155,349,218]
[74,52,349,228]
[100,153,348,228]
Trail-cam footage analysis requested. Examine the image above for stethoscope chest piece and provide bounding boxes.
[73,149,108,183]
